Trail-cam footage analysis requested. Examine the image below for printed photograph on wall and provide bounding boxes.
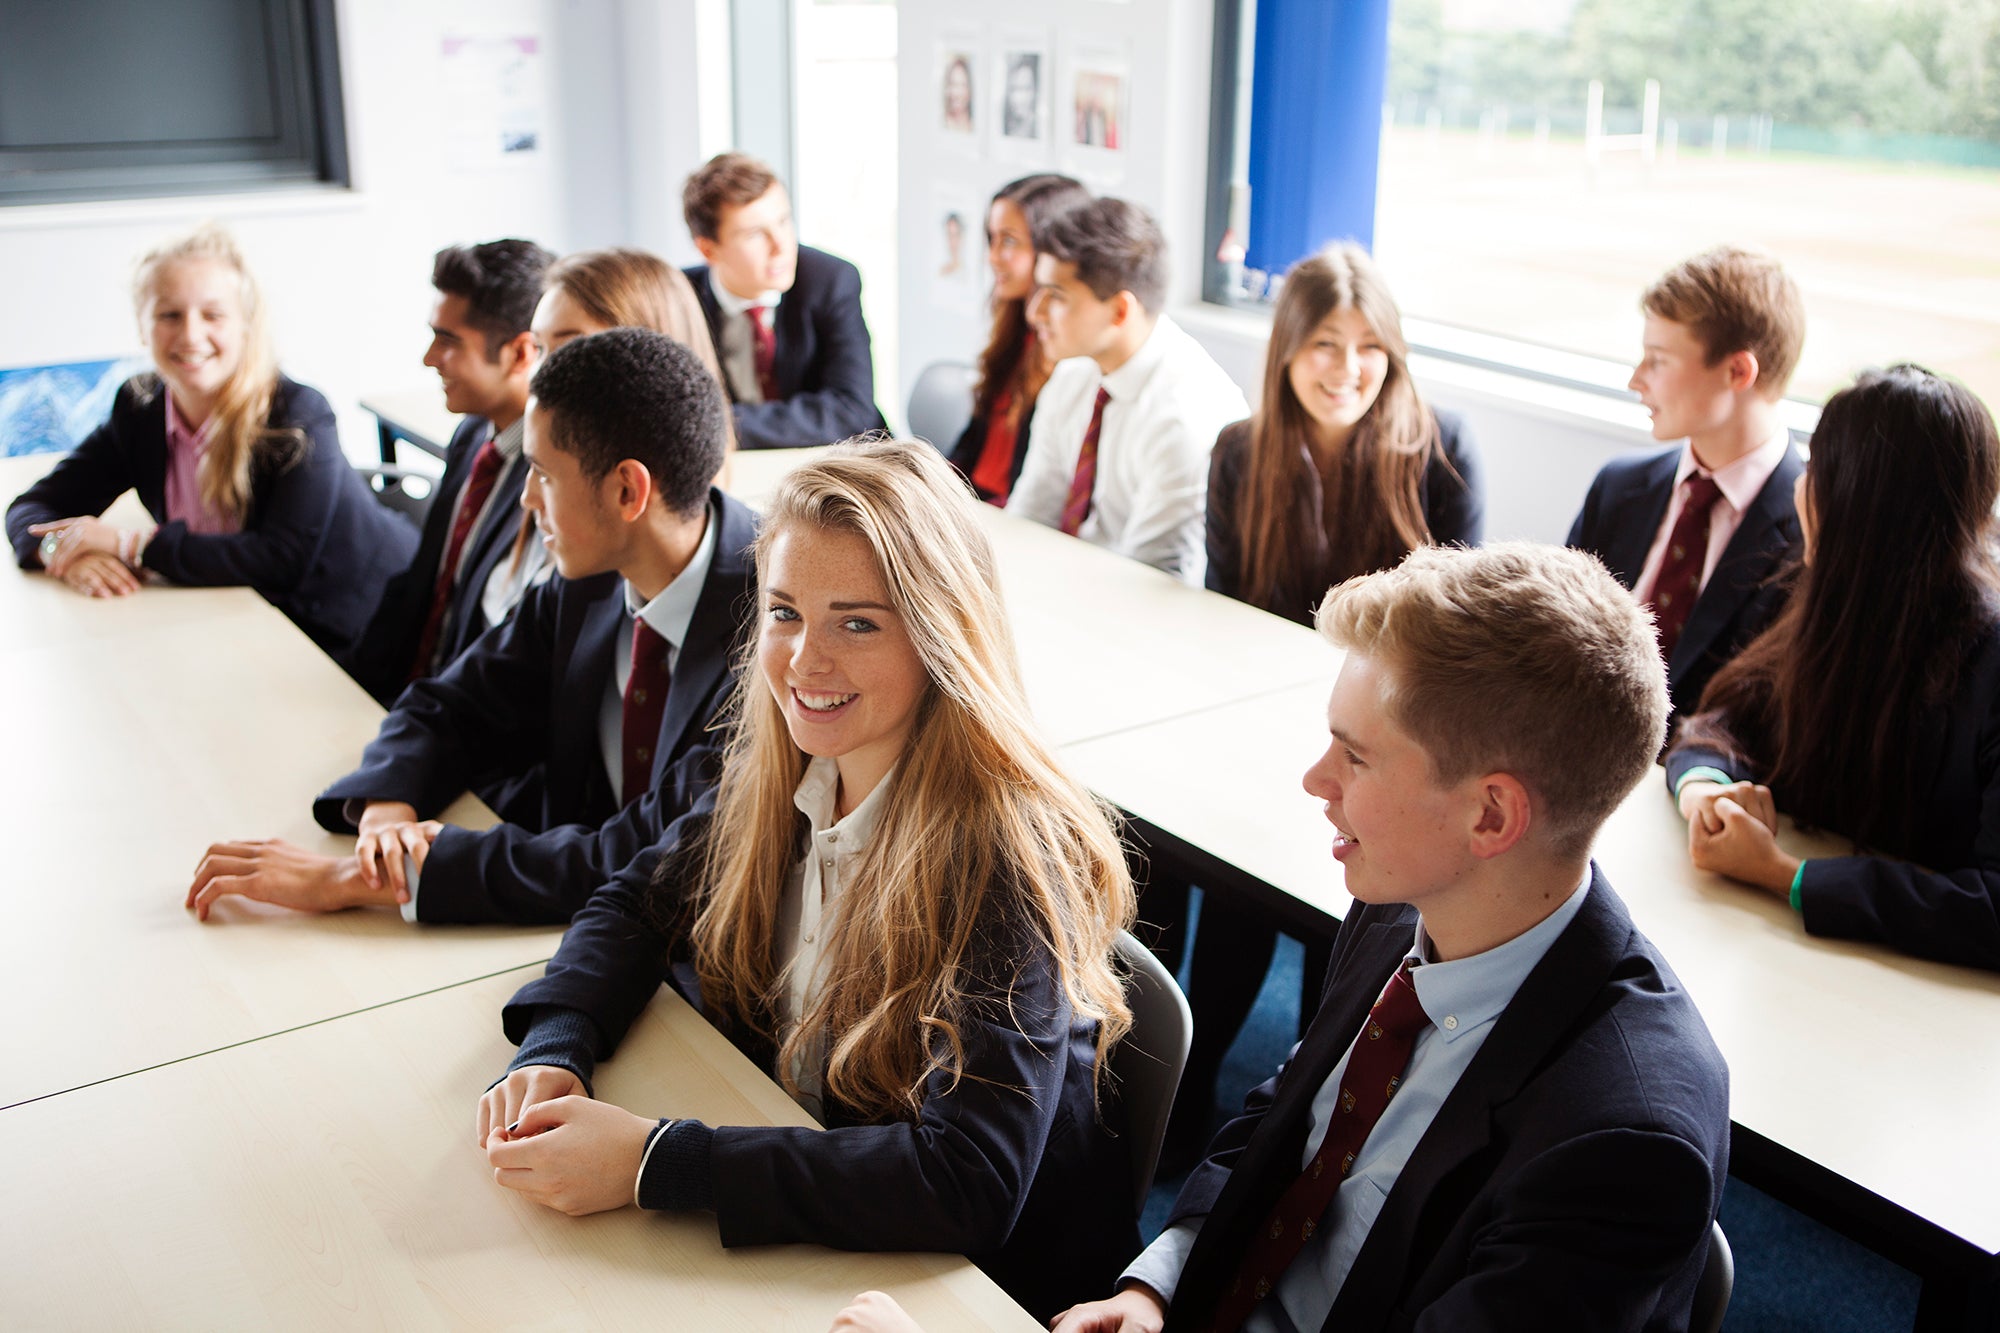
[1072,64,1125,151]
[929,185,984,311]
[1000,50,1043,142]
[936,38,979,141]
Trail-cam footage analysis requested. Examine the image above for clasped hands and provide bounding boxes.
[28,517,141,598]
[1676,778,1799,897]
[184,801,443,919]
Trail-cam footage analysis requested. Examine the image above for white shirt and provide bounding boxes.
[774,755,897,1119]
[1633,429,1795,604]
[593,497,721,806]
[1123,871,1594,1329]
[708,270,783,405]
[1006,315,1248,584]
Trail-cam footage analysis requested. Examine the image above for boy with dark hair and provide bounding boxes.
[1053,542,1730,1333]
[1568,244,1807,720]
[351,238,557,705]
[1007,197,1246,584]
[188,329,759,927]
[682,152,887,450]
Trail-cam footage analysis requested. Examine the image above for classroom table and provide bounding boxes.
[1064,679,2000,1328]
[0,966,1039,1331]
[358,385,457,465]
[1,454,564,1109]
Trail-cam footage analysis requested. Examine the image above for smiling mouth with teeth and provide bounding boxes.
[795,690,858,713]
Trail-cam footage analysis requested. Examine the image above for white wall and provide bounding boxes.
[0,0,720,465]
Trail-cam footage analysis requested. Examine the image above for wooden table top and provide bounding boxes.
[0,967,1038,1331]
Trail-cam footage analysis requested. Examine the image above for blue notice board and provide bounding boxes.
[0,358,148,457]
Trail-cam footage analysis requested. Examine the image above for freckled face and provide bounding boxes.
[758,524,930,785]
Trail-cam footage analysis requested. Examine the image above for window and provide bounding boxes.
[1206,0,2000,409]
[0,0,347,205]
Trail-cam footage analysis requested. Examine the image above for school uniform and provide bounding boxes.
[1204,409,1485,627]
[500,756,1141,1323]
[5,374,416,674]
[1567,437,1802,718]
[312,491,757,925]
[347,414,540,704]
[1007,316,1250,585]
[1131,870,1729,1332]
[945,332,1047,506]
[687,245,888,451]
[1666,619,2000,972]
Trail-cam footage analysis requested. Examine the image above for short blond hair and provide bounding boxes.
[1643,245,1805,398]
[1315,542,1668,859]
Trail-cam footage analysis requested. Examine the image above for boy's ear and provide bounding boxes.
[693,234,719,265]
[1468,774,1533,860]
[501,329,539,377]
[1723,347,1761,395]
[611,458,655,522]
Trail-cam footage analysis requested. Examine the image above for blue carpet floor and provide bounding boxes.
[1141,890,1922,1331]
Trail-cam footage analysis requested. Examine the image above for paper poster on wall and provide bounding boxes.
[1072,60,1126,151]
[442,33,546,170]
[1058,40,1130,183]
[929,185,985,312]
[935,36,982,152]
[993,35,1050,158]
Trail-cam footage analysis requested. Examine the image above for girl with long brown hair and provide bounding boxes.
[476,438,1143,1321]
[1668,364,2000,970]
[6,223,416,673]
[945,173,1089,504]
[1206,241,1482,624]
[1163,242,1483,1169]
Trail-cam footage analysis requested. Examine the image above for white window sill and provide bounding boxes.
[0,184,364,234]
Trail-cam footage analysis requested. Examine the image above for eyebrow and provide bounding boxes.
[1328,724,1368,755]
[429,326,461,340]
[765,589,894,614]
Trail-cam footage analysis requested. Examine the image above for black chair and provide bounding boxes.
[1692,1219,1735,1333]
[356,464,437,526]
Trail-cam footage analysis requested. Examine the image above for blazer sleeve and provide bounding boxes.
[1565,466,1608,553]
[141,387,343,595]
[1409,1128,1720,1333]
[411,727,726,925]
[1426,411,1485,548]
[698,916,1084,1257]
[1203,421,1248,600]
[731,258,884,450]
[312,580,560,829]
[6,384,147,567]
[1794,732,2000,971]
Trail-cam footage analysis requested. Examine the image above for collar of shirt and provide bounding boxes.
[1096,313,1180,404]
[163,387,215,456]
[487,415,525,462]
[621,494,720,649]
[1404,866,1593,1045]
[708,269,782,319]
[790,752,897,845]
[1673,428,1793,515]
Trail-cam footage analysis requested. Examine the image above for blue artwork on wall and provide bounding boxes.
[1,358,147,457]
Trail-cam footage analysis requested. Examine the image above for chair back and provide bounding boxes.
[1110,929,1193,1212]
[1691,1219,1734,1333]
[905,360,979,452]
[359,464,436,525]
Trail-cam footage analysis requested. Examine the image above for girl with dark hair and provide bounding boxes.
[1667,364,2000,971]
[945,174,1090,505]
[1162,242,1485,1167]
[1206,241,1483,625]
[5,223,416,672]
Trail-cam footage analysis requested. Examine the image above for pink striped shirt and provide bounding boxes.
[162,391,241,535]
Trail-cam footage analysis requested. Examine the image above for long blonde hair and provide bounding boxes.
[684,438,1135,1120]
[132,224,288,521]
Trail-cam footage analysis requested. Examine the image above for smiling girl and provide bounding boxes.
[476,437,1143,1322]
[5,224,415,671]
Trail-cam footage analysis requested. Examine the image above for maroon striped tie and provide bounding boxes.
[1059,387,1112,536]
[746,306,780,403]
[1205,961,1429,1333]
[409,432,505,680]
[621,617,672,805]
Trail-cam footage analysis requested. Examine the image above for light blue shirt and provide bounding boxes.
[1123,869,1594,1329]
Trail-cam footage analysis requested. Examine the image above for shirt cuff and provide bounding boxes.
[400,852,420,924]
[635,1118,715,1212]
[1673,765,1736,799]
[1790,860,1808,913]
[1120,1219,1203,1309]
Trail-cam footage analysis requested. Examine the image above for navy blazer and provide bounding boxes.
[313,492,759,925]
[687,245,888,451]
[1666,620,2000,972]
[1567,444,1803,718]
[1205,409,1484,627]
[5,375,416,672]
[1162,872,1730,1333]
[347,415,533,704]
[500,795,1140,1323]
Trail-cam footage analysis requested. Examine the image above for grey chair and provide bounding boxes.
[1111,929,1194,1212]
[357,463,437,526]
[904,360,979,453]
[1692,1219,1734,1333]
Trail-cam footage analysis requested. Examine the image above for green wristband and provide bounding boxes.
[1789,860,1807,913]
[1674,765,1736,799]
